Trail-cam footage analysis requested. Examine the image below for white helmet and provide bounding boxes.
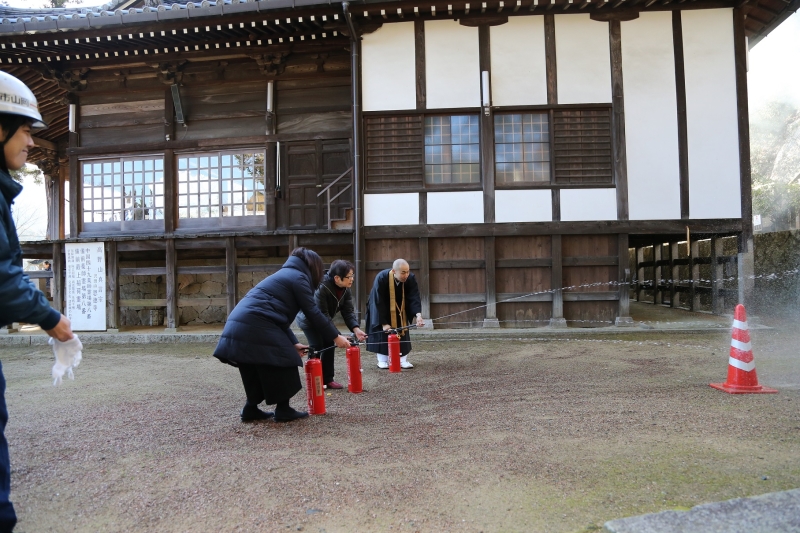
[0,70,46,128]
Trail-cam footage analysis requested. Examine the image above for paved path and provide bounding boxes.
[604,488,800,533]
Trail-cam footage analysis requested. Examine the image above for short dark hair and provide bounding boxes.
[329,259,354,280]
[0,115,31,172]
[290,247,324,288]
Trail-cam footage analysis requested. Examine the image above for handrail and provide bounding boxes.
[317,166,354,230]
[317,166,353,198]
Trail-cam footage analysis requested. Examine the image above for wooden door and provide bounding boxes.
[281,139,351,229]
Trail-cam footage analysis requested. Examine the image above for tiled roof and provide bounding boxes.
[0,0,334,33]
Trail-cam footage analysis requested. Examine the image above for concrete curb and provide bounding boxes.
[0,323,752,346]
[604,488,800,533]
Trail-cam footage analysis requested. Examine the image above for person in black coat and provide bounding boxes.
[213,248,350,423]
[365,259,425,369]
[296,260,367,389]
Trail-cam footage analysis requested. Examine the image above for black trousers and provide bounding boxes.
[300,327,336,384]
[0,362,16,533]
[238,364,302,406]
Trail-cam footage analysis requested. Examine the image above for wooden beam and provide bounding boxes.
[544,14,558,105]
[672,11,690,218]
[711,236,724,314]
[418,237,430,318]
[689,238,700,311]
[653,242,663,304]
[733,7,753,252]
[496,258,553,268]
[635,246,644,301]
[479,24,496,224]
[497,292,553,303]
[226,236,238,316]
[165,238,178,330]
[107,241,119,330]
[430,293,487,304]
[32,136,57,151]
[419,191,427,225]
[52,242,63,314]
[617,233,631,319]
[415,19,427,111]
[563,291,619,301]
[430,259,486,269]
[485,236,497,319]
[551,234,564,323]
[68,155,79,239]
[163,148,175,234]
[609,20,629,221]
[669,241,681,308]
[562,255,618,266]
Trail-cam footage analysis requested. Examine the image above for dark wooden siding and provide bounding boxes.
[276,76,352,135]
[364,115,424,190]
[495,236,552,327]
[562,234,619,326]
[79,91,165,147]
[552,108,613,185]
[429,237,486,328]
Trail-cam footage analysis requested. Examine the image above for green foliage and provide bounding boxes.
[9,165,43,185]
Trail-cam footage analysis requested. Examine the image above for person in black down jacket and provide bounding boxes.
[296,260,367,390]
[213,247,351,423]
[0,70,76,533]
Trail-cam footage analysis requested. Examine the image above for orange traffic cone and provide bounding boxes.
[710,304,777,394]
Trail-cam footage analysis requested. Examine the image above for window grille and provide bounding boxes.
[494,113,550,183]
[177,150,266,219]
[424,115,480,185]
[81,157,164,224]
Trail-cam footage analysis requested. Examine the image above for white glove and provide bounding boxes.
[49,335,83,386]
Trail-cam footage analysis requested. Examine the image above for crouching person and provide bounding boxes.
[213,248,350,423]
[296,260,367,390]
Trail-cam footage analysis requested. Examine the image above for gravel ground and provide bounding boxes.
[3,325,799,533]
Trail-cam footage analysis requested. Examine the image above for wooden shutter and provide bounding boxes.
[552,108,613,185]
[365,115,424,190]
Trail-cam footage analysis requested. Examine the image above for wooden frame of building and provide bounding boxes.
[1,0,794,329]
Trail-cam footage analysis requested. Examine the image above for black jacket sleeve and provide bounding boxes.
[404,273,422,321]
[339,288,360,331]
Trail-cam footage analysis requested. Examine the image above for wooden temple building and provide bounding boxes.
[0,0,795,330]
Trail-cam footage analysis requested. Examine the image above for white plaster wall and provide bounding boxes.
[425,20,481,109]
[362,22,417,112]
[682,9,741,219]
[427,191,484,224]
[560,188,617,221]
[490,17,548,106]
[495,189,552,223]
[621,12,682,220]
[364,193,419,226]
[555,14,612,104]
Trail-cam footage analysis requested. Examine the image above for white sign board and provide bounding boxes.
[65,242,106,331]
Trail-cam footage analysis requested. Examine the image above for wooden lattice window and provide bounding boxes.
[552,108,612,184]
[494,113,551,184]
[81,156,164,223]
[365,115,424,190]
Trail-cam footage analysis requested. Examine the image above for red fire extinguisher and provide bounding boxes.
[346,339,363,394]
[304,348,326,415]
[388,333,401,373]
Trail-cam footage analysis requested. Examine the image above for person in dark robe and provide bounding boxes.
[296,259,367,389]
[213,247,351,423]
[365,258,425,369]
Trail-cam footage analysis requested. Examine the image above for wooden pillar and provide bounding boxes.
[68,99,80,238]
[52,242,64,314]
[689,239,700,311]
[615,233,633,326]
[653,243,663,305]
[484,236,499,327]
[288,234,298,253]
[58,164,66,240]
[673,11,690,219]
[670,242,681,308]
[711,236,725,315]
[418,237,431,325]
[226,236,238,316]
[550,234,566,327]
[610,20,629,221]
[163,149,175,234]
[106,241,119,331]
[266,142,277,232]
[479,25,495,224]
[165,238,178,331]
[635,247,645,302]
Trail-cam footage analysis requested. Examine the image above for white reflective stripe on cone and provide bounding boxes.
[729,357,756,372]
[732,319,748,330]
[730,339,752,352]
